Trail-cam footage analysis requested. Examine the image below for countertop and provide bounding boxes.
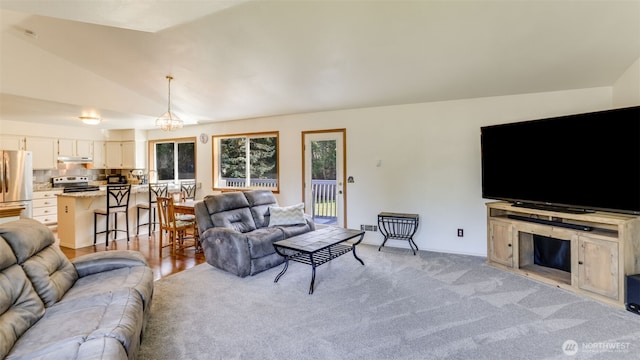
[56,185,150,198]
[34,187,61,192]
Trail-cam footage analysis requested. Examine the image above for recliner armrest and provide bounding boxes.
[71,250,149,278]
[199,227,251,277]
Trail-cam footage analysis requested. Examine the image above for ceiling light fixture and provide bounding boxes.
[156,75,183,131]
[79,115,101,125]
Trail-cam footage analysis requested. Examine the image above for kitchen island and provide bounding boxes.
[57,186,150,249]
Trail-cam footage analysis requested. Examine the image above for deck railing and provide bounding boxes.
[222,178,278,188]
[220,178,337,219]
[311,180,337,218]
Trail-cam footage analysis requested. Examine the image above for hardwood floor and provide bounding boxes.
[57,231,206,281]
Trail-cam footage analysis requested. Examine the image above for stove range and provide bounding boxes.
[62,185,101,193]
[52,176,101,193]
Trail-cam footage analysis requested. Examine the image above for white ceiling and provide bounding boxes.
[1,0,639,130]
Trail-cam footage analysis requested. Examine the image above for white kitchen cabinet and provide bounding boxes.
[57,138,76,157]
[0,135,25,151]
[106,141,146,169]
[122,141,146,169]
[121,142,136,169]
[76,140,93,158]
[93,141,107,168]
[25,137,57,169]
[58,139,93,158]
[32,190,62,227]
[106,142,124,168]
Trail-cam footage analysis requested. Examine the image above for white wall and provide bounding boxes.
[613,57,640,107]
[149,86,612,256]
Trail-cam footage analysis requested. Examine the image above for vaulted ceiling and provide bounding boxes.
[1,0,639,130]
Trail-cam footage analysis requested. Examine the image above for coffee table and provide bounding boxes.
[273,227,365,294]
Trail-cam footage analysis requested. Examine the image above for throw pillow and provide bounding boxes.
[268,203,306,226]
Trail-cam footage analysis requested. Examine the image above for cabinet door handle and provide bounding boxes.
[507,243,512,247]
[578,261,583,265]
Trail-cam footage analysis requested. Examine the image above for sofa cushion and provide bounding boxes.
[268,203,306,226]
[7,288,144,360]
[250,203,272,228]
[244,190,278,228]
[22,246,79,307]
[211,208,257,233]
[0,219,56,262]
[63,265,154,313]
[244,190,277,206]
[0,236,46,359]
[246,227,285,258]
[202,192,250,213]
[0,235,17,271]
[0,219,78,307]
[200,192,258,233]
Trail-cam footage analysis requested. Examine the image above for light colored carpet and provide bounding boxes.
[138,244,640,359]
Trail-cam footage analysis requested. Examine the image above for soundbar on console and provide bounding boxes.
[506,214,593,231]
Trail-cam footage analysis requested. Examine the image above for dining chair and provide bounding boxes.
[177,181,197,223]
[136,183,168,235]
[156,196,197,256]
[94,184,131,247]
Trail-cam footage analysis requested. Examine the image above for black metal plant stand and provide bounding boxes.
[378,212,419,255]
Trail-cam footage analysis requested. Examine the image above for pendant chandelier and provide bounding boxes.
[156,75,183,131]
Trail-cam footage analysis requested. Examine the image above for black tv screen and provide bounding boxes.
[481,106,640,215]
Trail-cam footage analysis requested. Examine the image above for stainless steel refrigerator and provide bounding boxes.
[0,150,33,218]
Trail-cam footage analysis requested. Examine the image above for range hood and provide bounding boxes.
[57,156,93,164]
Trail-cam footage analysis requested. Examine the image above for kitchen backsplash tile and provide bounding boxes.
[33,168,130,187]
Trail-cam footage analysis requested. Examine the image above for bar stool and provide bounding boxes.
[180,180,197,201]
[136,183,168,235]
[94,185,131,247]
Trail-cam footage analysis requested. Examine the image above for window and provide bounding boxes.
[150,138,196,183]
[213,131,279,192]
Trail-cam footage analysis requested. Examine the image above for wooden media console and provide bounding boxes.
[486,202,640,308]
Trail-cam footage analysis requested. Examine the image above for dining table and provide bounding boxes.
[173,199,196,216]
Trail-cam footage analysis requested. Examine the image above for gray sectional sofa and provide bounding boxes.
[0,219,154,360]
[195,190,315,277]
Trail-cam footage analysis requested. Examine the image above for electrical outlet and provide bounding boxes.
[457,228,464,237]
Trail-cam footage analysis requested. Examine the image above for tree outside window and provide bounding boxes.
[214,132,278,191]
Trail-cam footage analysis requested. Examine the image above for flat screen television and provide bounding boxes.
[481,106,640,215]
